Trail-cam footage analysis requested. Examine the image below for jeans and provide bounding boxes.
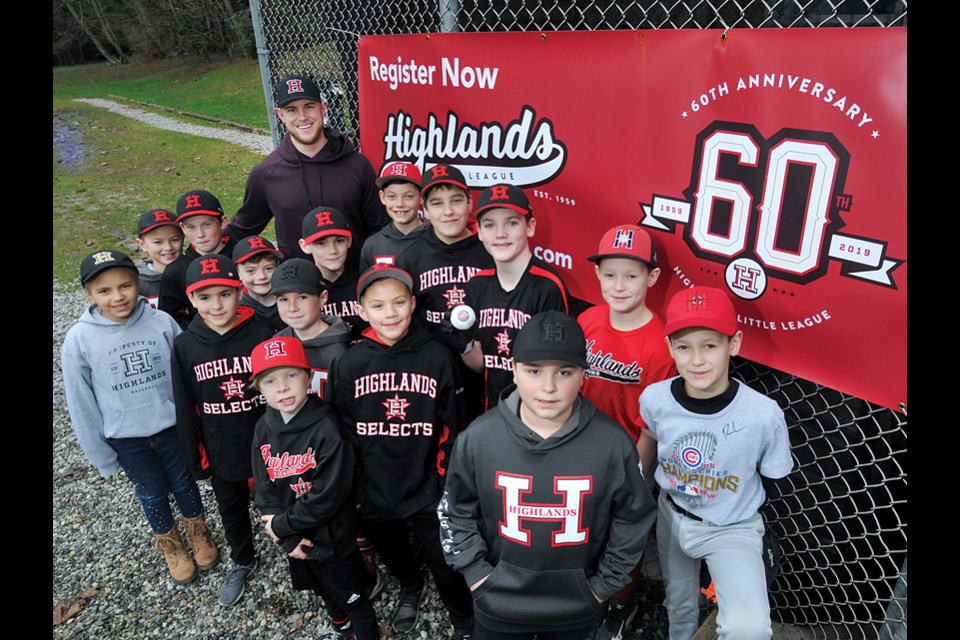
[106,426,204,534]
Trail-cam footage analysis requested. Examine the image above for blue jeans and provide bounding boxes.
[107,426,204,534]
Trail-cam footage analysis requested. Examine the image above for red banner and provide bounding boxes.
[359,29,907,412]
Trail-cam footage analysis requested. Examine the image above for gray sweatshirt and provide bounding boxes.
[61,297,181,476]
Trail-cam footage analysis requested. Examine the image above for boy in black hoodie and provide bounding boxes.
[332,264,474,639]
[171,254,274,607]
[439,311,657,640]
[249,335,380,640]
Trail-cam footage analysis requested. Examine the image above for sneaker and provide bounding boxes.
[218,558,258,606]
[392,588,424,633]
[596,597,638,640]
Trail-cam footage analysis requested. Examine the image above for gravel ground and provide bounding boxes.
[52,284,672,639]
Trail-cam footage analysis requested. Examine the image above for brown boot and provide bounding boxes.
[155,527,197,584]
[182,514,219,570]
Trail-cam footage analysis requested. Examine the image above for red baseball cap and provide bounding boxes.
[251,336,311,378]
[587,224,657,268]
[663,286,738,337]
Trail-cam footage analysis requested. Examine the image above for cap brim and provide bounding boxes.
[475,203,532,219]
[178,210,224,221]
[235,248,283,263]
[303,229,353,245]
[186,278,241,294]
[376,176,422,189]
[139,221,180,236]
[421,179,468,195]
[586,252,656,267]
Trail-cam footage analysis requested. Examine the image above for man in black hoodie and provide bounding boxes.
[225,74,388,268]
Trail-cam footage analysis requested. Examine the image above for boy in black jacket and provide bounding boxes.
[439,311,657,640]
[250,335,379,640]
[171,254,274,606]
[333,264,474,639]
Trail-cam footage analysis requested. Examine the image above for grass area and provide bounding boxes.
[53,102,267,285]
[54,57,269,130]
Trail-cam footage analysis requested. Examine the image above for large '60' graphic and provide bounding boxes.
[682,121,850,286]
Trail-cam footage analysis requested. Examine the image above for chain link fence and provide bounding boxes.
[248,2,908,638]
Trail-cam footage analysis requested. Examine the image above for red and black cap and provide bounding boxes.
[176,190,225,222]
[587,224,658,268]
[421,164,468,197]
[356,263,414,299]
[137,208,179,236]
[376,161,423,189]
[232,236,283,264]
[301,206,352,245]
[474,184,532,220]
[79,249,138,286]
[185,254,241,294]
[275,74,323,107]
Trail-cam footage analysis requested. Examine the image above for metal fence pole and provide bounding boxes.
[248,0,278,148]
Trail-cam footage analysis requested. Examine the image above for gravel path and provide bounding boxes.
[72,98,274,155]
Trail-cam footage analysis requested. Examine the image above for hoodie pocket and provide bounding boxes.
[472,560,601,627]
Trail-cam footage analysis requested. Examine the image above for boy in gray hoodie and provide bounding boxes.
[61,249,219,585]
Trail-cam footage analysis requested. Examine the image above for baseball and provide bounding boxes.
[450,305,477,331]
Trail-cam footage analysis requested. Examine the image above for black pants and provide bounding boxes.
[361,501,474,630]
[303,551,380,640]
[210,475,256,566]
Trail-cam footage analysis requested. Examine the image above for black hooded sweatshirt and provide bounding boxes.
[171,306,274,481]
[226,129,388,267]
[332,322,466,520]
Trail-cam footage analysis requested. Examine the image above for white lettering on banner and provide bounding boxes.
[368,56,437,90]
[688,73,875,128]
[496,472,592,546]
[533,245,573,270]
[441,57,500,89]
[382,107,567,188]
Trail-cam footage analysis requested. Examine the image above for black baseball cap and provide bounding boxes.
[79,249,138,286]
[271,258,326,295]
[512,311,587,368]
[474,184,532,219]
[137,208,179,236]
[356,264,414,299]
[176,190,225,222]
[421,164,468,198]
[185,254,241,294]
[275,74,324,107]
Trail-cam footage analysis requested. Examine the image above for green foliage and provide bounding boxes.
[54,57,269,130]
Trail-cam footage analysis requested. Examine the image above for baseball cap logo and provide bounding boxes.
[248,237,267,250]
[431,166,449,178]
[540,321,566,344]
[185,195,202,209]
[314,210,333,227]
[200,258,221,275]
[686,291,707,311]
[154,210,172,222]
[262,340,288,359]
[92,251,115,265]
[390,163,407,176]
[490,185,509,200]
[282,264,300,277]
[286,79,304,94]
[613,229,635,249]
